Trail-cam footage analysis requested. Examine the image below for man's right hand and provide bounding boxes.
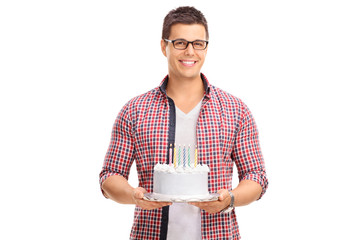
[132,187,172,210]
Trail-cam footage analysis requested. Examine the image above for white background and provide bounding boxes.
[1,0,359,239]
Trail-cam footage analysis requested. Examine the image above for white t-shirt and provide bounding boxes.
[166,100,203,240]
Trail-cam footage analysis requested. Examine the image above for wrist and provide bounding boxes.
[221,190,234,213]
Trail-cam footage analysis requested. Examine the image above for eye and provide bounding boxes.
[174,40,187,46]
[193,41,205,48]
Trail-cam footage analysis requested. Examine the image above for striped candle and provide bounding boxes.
[169,144,172,166]
[174,144,177,168]
[183,144,186,167]
[195,145,198,167]
[178,144,181,167]
[188,144,190,167]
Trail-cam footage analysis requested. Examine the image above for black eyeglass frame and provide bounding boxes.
[164,38,209,50]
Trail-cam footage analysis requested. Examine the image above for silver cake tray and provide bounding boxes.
[143,192,219,203]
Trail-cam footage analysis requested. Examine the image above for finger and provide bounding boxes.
[189,202,210,211]
[146,201,172,207]
[139,201,172,210]
[158,202,172,207]
[188,202,201,207]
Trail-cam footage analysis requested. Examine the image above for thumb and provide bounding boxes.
[134,187,146,199]
[217,189,229,201]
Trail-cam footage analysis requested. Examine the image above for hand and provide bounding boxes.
[189,189,231,214]
[132,187,172,210]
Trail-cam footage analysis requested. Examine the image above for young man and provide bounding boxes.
[99,6,268,240]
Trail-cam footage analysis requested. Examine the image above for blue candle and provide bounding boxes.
[178,144,181,167]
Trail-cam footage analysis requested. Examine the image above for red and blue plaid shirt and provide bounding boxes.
[99,74,268,240]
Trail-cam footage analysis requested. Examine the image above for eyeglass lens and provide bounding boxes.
[173,40,207,50]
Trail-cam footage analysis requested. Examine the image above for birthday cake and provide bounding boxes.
[153,163,210,199]
[146,144,216,202]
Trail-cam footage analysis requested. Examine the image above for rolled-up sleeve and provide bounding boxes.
[99,103,135,197]
[232,103,268,199]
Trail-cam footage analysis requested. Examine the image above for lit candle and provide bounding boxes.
[174,144,177,168]
[169,144,172,166]
[195,145,198,167]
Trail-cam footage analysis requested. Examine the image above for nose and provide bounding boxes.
[184,43,195,56]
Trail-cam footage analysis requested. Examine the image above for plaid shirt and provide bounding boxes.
[99,74,268,240]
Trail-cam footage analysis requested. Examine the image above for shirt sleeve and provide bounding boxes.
[99,103,135,197]
[232,103,268,199]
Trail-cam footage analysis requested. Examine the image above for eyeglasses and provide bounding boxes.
[164,39,209,50]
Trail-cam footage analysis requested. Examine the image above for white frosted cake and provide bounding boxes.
[153,163,210,199]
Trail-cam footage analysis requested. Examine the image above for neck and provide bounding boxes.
[166,74,205,101]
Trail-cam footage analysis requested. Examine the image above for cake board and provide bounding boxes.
[143,192,220,203]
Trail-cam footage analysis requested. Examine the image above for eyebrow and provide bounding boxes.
[172,38,207,41]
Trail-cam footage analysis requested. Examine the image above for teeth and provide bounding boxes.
[182,61,195,64]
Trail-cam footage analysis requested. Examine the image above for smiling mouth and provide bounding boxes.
[179,60,197,66]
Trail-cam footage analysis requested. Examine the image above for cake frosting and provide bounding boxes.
[153,163,210,198]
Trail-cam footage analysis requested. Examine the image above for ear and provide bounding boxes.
[161,39,167,57]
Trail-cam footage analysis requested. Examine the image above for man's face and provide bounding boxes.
[161,23,208,81]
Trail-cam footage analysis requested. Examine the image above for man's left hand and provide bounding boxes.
[189,189,231,214]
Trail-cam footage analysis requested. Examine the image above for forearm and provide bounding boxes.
[189,180,262,213]
[232,180,263,207]
[101,175,136,204]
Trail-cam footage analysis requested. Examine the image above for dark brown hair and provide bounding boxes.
[162,6,209,40]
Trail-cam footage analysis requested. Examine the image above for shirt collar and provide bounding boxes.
[159,73,211,98]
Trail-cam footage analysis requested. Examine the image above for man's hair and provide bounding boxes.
[162,6,209,40]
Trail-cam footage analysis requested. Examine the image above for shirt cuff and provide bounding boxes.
[241,172,269,200]
[99,172,124,198]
